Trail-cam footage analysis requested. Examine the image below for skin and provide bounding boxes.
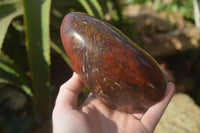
[52,72,175,133]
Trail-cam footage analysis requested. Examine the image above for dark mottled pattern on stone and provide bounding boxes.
[60,12,166,113]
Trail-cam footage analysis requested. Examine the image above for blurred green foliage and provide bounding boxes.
[0,0,123,132]
[23,0,52,119]
[0,0,199,132]
[125,0,200,21]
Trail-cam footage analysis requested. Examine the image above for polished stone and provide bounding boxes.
[61,12,166,113]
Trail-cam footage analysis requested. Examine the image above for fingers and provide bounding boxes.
[54,72,83,112]
[141,82,175,133]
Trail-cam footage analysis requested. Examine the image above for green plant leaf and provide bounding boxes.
[23,0,51,117]
[0,78,33,97]
[78,0,94,16]
[88,0,103,19]
[78,0,105,19]
[0,51,33,96]
[111,0,123,23]
[0,0,23,49]
[0,51,23,83]
[51,42,73,70]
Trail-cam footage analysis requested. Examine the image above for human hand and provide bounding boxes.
[52,72,175,133]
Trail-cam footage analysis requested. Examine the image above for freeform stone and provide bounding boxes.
[60,12,166,113]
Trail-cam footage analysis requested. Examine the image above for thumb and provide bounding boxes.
[54,72,83,112]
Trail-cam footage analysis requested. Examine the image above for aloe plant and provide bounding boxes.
[0,0,32,97]
[0,0,23,49]
[78,0,122,22]
[0,52,32,96]
[23,0,52,118]
[0,0,124,131]
[78,0,103,19]
[0,0,52,121]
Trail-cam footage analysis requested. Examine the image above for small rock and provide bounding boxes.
[155,93,200,133]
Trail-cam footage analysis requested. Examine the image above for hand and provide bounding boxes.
[52,73,175,133]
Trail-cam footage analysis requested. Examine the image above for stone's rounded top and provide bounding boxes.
[61,12,166,113]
